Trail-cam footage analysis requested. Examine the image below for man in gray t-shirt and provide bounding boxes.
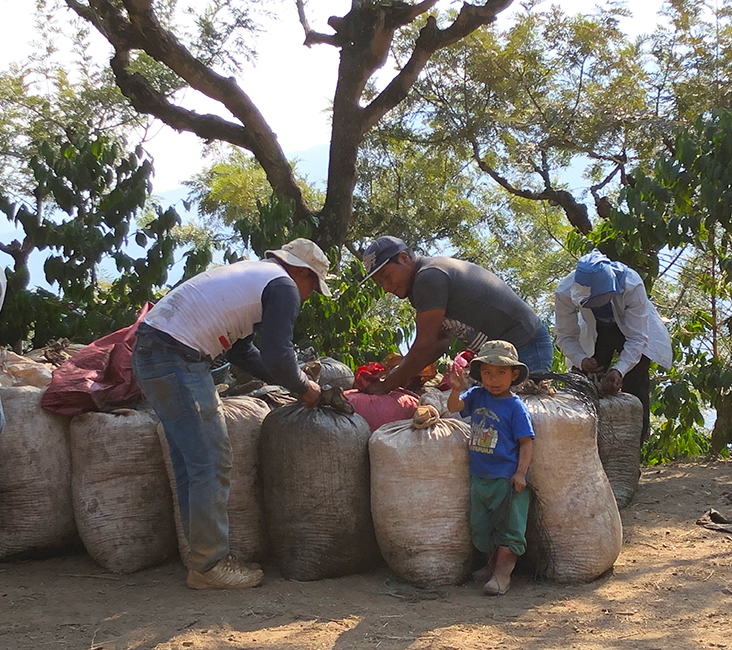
[361,237,553,394]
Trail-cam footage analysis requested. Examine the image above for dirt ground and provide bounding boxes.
[1,461,731,650]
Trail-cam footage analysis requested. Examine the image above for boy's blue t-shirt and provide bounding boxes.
[460,386,535,479]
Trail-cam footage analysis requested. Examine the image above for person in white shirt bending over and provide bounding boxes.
[554,250,672,444]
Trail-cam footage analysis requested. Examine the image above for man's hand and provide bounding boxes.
[510,471,527,493]
[300,380,322,408]
[602,368,623,394]
[580,357,604,374]
[362,377,390,395]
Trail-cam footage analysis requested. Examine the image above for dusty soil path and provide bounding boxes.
[1,461,731,650]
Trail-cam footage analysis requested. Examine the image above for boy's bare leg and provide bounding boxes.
[483,546,516,595]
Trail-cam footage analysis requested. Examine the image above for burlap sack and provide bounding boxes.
[597,393,643,509]
[522,391,622,583]
[260,403,379,580]
[70,408,176,573]
[370,405,472,587]
[0,386,76,559]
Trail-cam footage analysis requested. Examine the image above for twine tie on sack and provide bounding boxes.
[412,405,440,429]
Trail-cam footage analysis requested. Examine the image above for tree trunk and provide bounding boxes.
[711,393,732,455]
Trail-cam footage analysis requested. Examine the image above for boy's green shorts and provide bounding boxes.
[470,476,530,556]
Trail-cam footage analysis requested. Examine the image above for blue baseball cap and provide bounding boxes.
[571,250,627,307]
[361,236,408,282]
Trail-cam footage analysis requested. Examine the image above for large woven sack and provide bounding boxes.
[0,386,77,559]
[344,389,419,432]
[370,405,472,587]
[418,388,461,419]
[70,409,176,573]
[260,403,379,580]
[0,350,53,387]
[597,393,643,509]
[158,396,270,565]
[522,390,622,583]
[318,357,355,390]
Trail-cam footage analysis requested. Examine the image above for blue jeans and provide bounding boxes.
[517,324,554,373]
[132,334,231,572]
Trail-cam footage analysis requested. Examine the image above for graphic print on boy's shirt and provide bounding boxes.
[469,406,500,454]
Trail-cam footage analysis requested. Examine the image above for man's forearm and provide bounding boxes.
[381,339,444,392]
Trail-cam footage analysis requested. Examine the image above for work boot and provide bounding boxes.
[187,554,263,590]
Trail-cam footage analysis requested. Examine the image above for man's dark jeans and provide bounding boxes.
[593,323,651,444]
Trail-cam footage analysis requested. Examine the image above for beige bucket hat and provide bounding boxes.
[469,340,529,385]
[265,238,332,297]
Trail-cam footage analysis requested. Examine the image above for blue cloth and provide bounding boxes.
[460,387,535,479]
[573,250,628,304]
[516,323,554,372]
[0,395,4,435]
[132,334,232,573]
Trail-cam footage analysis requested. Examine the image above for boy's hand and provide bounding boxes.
[510,471,527,493]
[444,363,465,391]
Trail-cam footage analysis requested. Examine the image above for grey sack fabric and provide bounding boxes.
[260,404,380,581]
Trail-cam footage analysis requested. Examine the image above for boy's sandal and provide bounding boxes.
[483,575,510,596]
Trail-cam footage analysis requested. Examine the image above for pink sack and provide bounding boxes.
[344,389,420,432]
[41,304,153,416]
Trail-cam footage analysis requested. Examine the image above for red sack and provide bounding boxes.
[345,388,419,432]
[353,362,387,392]
[41,303,153,416]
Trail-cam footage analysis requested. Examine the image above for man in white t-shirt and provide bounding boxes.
[132,239,330,590]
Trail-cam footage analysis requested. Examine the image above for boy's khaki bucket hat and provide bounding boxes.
[469,340,529,385]
[265,238,332,297]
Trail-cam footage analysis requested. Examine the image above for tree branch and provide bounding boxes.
[470,139,592,234]
[66,0,311,223]
[362,0,513,132]
[297,0,342,47]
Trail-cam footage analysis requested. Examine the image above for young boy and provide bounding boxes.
[446,340,534,596]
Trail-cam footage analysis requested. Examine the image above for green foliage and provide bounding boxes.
[295,256,409,369]
[0,133,200,348]
[353,122,493,249]
[591,110,732,461]
[235,193,315,258]
[186,147,324,257]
